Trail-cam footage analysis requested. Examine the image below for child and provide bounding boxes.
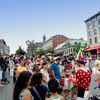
[70,70,77,100]
[67,61,73,70]
[63,73,70,97]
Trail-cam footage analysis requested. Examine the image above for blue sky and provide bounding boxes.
[0,0,100,54]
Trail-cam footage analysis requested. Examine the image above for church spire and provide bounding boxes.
[43,34,46,42]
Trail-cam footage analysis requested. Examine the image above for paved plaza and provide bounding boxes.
[0,79,14,100]
[0,67,99,100]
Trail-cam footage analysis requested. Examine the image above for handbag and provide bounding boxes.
[32,86,43,100]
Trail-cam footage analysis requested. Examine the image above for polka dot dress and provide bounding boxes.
[75,68,91,90]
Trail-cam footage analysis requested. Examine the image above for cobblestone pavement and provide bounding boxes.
[0,78,14,100]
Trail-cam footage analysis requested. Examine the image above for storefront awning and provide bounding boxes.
[84,45,100,51]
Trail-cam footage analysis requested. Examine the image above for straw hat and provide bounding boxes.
[94,60,100,69]
[53,56,60,61]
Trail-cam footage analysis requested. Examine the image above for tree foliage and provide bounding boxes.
[74,42,87,52]
[15,46,26,56]
[34,47,54,55]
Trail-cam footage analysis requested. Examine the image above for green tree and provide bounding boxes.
[83,43,87,48]
[34,47,54,55]
[74,42,77,45]
[34,49,44,55]
[15,46,26,56]
[34,50,39,55]
[45,47,54,54]
[74,42,87,53]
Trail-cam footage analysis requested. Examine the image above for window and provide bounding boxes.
[57,39,59,43]
[93,21,95,27]
[98,19,100,25]
[94,37,98,43]
[68,49,69,53]
[71,48,73,52]
[99,27,100,33]
[88,31,91,36]
[94,29,97,35]
[89,39,92,44]
[87,24,90,30]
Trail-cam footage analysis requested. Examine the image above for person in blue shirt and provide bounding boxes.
[50,57,61,83]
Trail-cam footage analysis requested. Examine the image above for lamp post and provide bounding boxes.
[26,40,35,56]
[26,40,30,57]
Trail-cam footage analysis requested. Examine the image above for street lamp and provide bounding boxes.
[26,40,35,56]
[26,40,30,56]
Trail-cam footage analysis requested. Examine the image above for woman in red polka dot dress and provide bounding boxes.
[74,59,92,100]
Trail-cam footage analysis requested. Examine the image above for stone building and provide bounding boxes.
[0,39,10,55]
[85,12,100,58]
[54,38,87,56]
[42,34,69,50]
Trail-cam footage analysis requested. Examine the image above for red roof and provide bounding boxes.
[84,45,100,51]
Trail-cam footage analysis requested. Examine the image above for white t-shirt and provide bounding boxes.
[49,95,62,100]
[64,78,69,89]
[41,69,49,83]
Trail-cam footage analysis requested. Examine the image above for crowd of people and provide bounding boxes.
[0,53,100,100]
[0,55,10,85]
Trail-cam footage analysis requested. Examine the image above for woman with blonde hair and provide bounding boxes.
[16,56,27,77]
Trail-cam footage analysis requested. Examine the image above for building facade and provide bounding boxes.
[85,12,100,46]
[26,39,43,56]
[0,39,10,55]
[35,42,43,50]
[85,12,100,58]
[54,38,87,56]
[42,35,69,50]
